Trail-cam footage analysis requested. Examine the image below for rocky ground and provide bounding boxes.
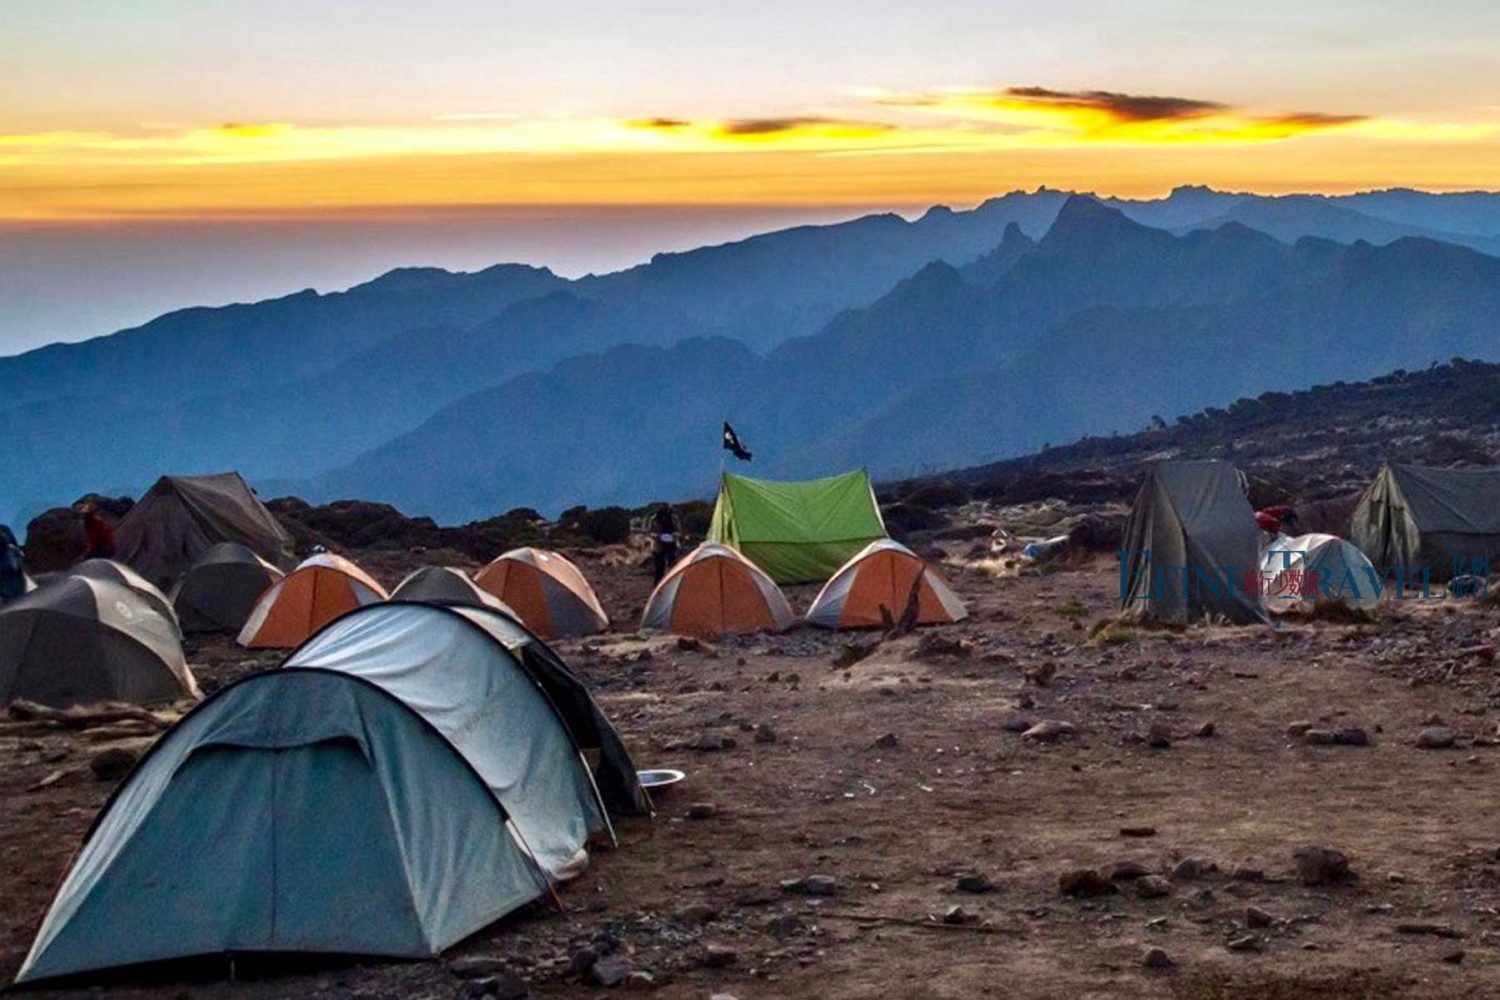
[5,522,1500,999]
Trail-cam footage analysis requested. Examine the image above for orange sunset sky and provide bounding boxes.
[3,0,1500,348]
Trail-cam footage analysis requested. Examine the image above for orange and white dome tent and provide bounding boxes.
[641,543,794,637]
[805,539,967,630]
[237,553,389,649]
[473,548,608,639]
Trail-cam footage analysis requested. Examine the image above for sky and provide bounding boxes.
[4,0,1500,352]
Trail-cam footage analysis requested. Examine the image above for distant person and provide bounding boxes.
[78,503,117,560]
[649,504,680,583]
[0,525,26,602]
[1254,505,1299,536]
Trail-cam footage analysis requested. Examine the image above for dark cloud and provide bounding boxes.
[628,117,691,130]
[1004,87,1224,122]
[1262,111,1367,128]
[715,116,892,136]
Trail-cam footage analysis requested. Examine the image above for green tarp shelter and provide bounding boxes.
[1119,460,1266,625]
[707,470,887,584]
[1351,463,1500,581]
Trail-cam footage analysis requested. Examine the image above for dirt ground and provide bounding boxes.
[4,543,1500,999]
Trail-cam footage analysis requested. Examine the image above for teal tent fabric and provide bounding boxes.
[17,669,548,983]
[707,469,887,584]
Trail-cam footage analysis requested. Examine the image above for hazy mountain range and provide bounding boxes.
[4,185,1500,525]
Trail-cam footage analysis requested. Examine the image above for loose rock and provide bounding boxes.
[1416,726,1456,749]
[88,746,138,781]
[955,872,994,893]
[1293,845,1352,886]
[1135,875,1173,899]
[1058,869,1118,898]
[1141,946,1175,969]
[1022,720,1076,742]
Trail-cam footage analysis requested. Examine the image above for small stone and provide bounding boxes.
[1141,946,1175,970]
[701,944,738,968]
[1110,861,1150,881]
[451,955,510,978]
[941,904,977,925]
[622,971,655,990]
[1245,906,1274,929]
[1226,935,1261,953]
[1170,857,1216,881]
[1334,727,1371,746]
[1230,864,1264,882]
[764,912,805,937]
[873,732,901,749]
[1022,720,1076,742]
[566,947,599,977]
[1441,949,1466,964]
[677,902,719,924]
[1293,845,1352,886]
[1135,875,1173,899]
[999,713,1033,734]
[1302,729,1339,745]
[954,872,994,893]
[1193,721,1216,738]
[754,725,777,744]
[782,874,837,897]
[735,885,780,906]
[1146,722,1173,749]
[1416,726,1456,749]
[1058,869,1118,898]
[687,802,717,820]
[590,954,635,987]
[1286,720,1315,739]
[1395,922,1465,939]
[89,746,138,781]
[1119,826,1157,838]
[694,733,729,752]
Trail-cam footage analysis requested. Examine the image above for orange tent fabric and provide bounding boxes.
[473,548,607,639]
[237,554,388,649]
[640,544,794,637]
[804,540,967,630]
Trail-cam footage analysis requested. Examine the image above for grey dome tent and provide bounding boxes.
[1351,463,1500,581]
[170,542,284,633]
[285,603,645,881]
[115,472,296,587]
[390,565,516,614]
[69,558,181,635]
[16,668,551,984]
[1119,460,1266,625]
[0,576,197,708]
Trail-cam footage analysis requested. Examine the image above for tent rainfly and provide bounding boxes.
[1351,463,1500,581]
[1260,533,1381,613]
[642,543,794,637]
[15,668,551,984]
[473,548,608,639]
[287,602,644,877]
[707,470,887,584]
[171,542,284,633]
[237,553,388,649]
[0,576,198,708]
[390,566,516,614]
[805,539,967,630]
[69,558,181,635]
[1119,460,1266,625]
[114,472,296,587]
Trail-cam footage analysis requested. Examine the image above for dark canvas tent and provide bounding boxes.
[115,472,296,587]
[170,542,284,633]
[707,469,887,584]
[1351,463,1500,580]
[16,668,550,983]
[390,566,515,614]
[1120,460,1266,625]
[0,576,197,708]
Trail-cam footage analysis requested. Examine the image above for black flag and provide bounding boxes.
[722,421,753,461]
